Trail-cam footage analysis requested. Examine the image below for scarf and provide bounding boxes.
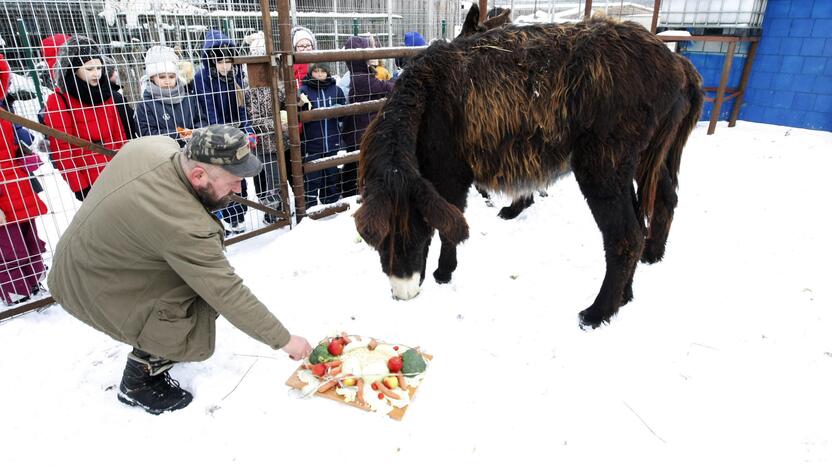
[301,76,336,91]
[61,69,114,106]
[147,81,187,104]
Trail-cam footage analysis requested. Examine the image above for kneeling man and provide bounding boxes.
[48,125,312,415]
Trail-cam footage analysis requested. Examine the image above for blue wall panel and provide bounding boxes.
[681,0,832,131]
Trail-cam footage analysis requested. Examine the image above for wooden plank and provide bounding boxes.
[307,202,350,220]
[286,353,433,421]
[299,99,385,123]
[729,40,760,128]
[708,41,736,135]
[294,46,426,65]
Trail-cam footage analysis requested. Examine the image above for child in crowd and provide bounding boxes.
[0,53,48,305]
[42,36,139,202]
[298,63,344,208]
[244,32,285,223]
[291,26,317,85]
[193,30,254,234]
[367,35,392,80]
[341,35,396,198]
[137,46,208,147]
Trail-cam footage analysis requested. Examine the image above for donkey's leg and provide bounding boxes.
[641,165,677,264]
[572,147,644,329]
[498,194,535,220]
[621,184,643,305]
[433,234,457,284]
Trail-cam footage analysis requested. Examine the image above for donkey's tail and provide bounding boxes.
[636,56,704,227]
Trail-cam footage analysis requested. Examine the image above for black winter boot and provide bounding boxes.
[117,350,193,415]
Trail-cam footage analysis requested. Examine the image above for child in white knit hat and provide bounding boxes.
[137,46,208,146]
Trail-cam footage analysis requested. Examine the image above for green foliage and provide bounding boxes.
[309,341,336,364]
[401,348,427,376]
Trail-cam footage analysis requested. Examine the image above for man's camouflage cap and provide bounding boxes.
[185,125,262,177]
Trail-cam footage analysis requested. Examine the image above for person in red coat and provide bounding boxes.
[0,53,49,305]
[42,36,138,201]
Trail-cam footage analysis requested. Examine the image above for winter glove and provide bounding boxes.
[247,133,258,149]
[299,92,312,110]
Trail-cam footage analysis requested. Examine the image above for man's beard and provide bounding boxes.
[195,183,232,211]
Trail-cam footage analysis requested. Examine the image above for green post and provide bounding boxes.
[222,19,230,36]
[352,18,359,36]
[15,19,45,108]
[441,19,447,40]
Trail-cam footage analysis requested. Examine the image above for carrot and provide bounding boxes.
[323,360,342,368]
[396,373,409,391]
[376,380,401,400]
[317,380,337,393]
[329,365,342,376]
[356,378,366,405]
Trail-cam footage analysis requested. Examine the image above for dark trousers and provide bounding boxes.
[340,144,359,198]
[304,149,341,208]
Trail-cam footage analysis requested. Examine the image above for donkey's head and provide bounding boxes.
[354,159,468,300]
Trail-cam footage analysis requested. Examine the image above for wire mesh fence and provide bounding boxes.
[0,0,763,316]
[0,0,467,314]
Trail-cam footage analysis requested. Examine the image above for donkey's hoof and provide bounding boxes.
[578,307,609,330]
[497,206,522,220]
[433,269,453,284]
[640,243,665,264]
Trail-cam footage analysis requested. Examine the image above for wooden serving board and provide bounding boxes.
[286,353,432,421]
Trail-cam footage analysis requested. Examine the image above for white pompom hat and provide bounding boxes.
[145,45,179,78]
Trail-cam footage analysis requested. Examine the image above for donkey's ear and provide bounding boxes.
[483,9,512,30]
[459,5,482,38]
[413,179,469,245]
[354,194,391,248]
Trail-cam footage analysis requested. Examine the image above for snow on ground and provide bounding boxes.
[1,121,831,466]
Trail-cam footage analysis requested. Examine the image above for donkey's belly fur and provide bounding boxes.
[468,151,571,197]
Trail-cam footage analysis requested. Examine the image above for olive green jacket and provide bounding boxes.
[47,136,290,361]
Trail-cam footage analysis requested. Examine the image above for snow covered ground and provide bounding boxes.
[1,121,830,466]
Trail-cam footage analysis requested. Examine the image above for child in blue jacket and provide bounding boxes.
[193,30,253,233]
[298,63,345,207]
[137,46,208,147]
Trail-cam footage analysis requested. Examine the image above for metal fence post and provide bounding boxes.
[260,0,293,225]
[15,19,45,108]
[278,0,307,217]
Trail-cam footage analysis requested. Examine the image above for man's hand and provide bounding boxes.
[282,335,312,361]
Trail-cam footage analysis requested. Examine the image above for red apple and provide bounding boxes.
[387,355,403,373]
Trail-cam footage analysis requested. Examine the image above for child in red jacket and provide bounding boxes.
[42,36,138,201]
[0,54,48,305]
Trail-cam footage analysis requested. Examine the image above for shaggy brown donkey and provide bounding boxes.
[354,16,703,328]
[460,5,545,220]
